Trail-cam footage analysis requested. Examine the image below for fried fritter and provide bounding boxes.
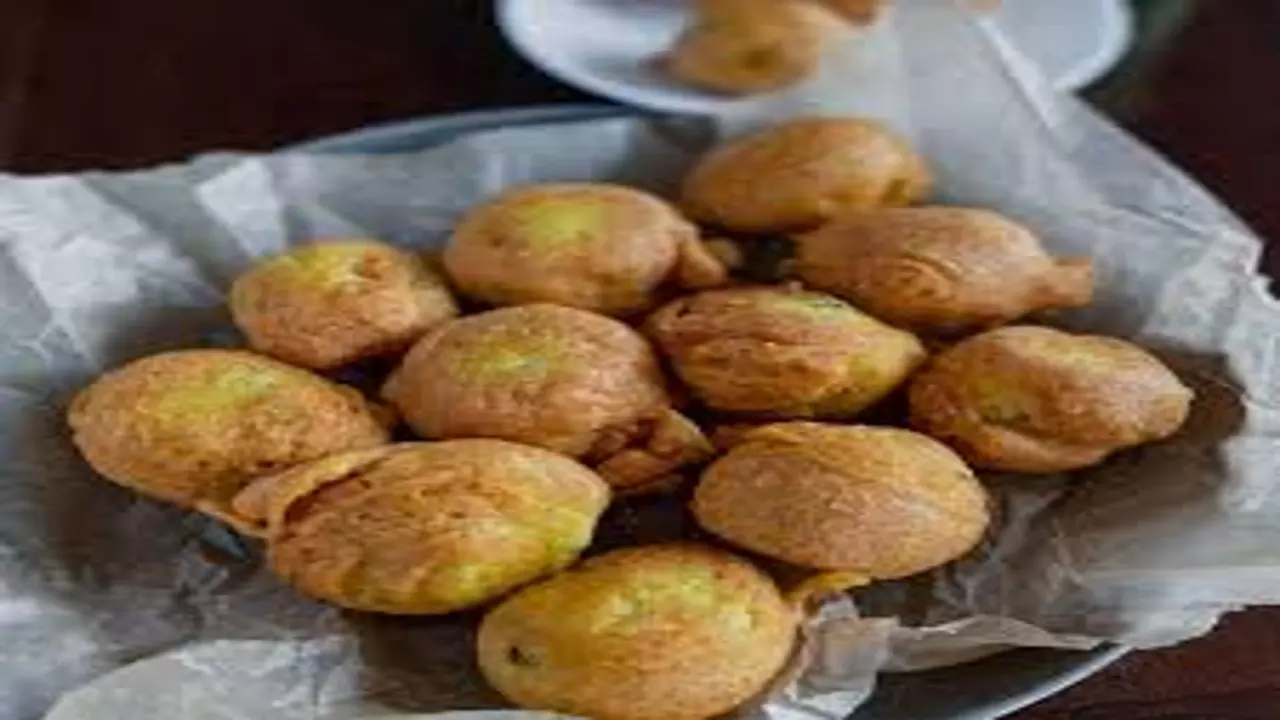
[908,325,1193,472]
[229,441,610,614]
[664,0,844,96]
[382,305,712,493]
[645,285,925,417]
[795,207,1093,335]
[477,544,797,720]
[693,422,989,579]
[230,239,458,370]
[681,117,931,233]
[67,349,389,515]
[444,184,725,317]
[813,0,886,24]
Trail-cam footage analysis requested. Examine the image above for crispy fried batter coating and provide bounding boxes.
[682,118,931,233]
[645,285,925,417]
[382,305,712,492]
[68,349,389,514]
[795,207,1093,335]
[664,0,844,96]
[694,422,989,578]
[813,0,886,24]
[231,239,458,369]
[229,441,610,614]
[478,544,797,720]
[909,326,1193,472]
[444,184,724,317]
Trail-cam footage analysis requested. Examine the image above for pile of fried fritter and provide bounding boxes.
[67,117,1192,720]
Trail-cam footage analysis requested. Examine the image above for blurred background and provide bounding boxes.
[2,1,1279,717]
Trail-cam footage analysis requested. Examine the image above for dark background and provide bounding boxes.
[4,1,1280,717]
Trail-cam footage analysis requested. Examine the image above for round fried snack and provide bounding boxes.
[477,544,798,720]
[645,285,925,417]
[795,207,1094,335]
[693,423,989,579]
[230,239,458,370]
[228,441,610,614]
[382,305,713,493]
[444,183,726,317]
[909,326,1194,473]
[67,349,389,515]
[663,0,844,96]
[813,0,886,24]
[681,117,931,233]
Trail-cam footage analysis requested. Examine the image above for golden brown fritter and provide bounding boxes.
[645,285,925,417]
[230,239,459,370]
[228,441,610,614]
[381,305,713,492]
[908,326,1194,472]
[67,349,389,516]
[681,117,931,233]
[795,207,1094,335]
[693,423,989,579]
[663,0,844,96]
[813,0,886,24]
[477,544,798,720]
[443,183,726,317]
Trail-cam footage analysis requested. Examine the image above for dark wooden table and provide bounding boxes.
[4,1,1280,718]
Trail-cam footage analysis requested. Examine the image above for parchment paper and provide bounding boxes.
[7,2,1280,719]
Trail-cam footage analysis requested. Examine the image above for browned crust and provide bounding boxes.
[67,349,390,513]
[443,183,707,317]
[477,543,798,720]
[644,285,925,417]
[681,117,932,233]
[693,422,990,578]
[230,441,610,614]
[908,325,1194,472]
[230,239,459,370]
[796,206,1095,334]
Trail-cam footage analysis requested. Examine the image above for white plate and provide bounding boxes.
[497,0,1134,115]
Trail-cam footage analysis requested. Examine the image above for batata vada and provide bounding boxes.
[229,440,610,614]
[663,0,844,96]
[693,422,989,579]
[382,304,712,493]
[908,325,1193,472]
[477,543,798,720]
[813,0,886,24]
[681,117,931,233]
[644,285,925,417]
[67,349,389,515]
[795,207,1093,335]
[230,239,458,370]
[444,183,726,317]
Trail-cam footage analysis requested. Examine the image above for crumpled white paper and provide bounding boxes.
[7,2,1280,719]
